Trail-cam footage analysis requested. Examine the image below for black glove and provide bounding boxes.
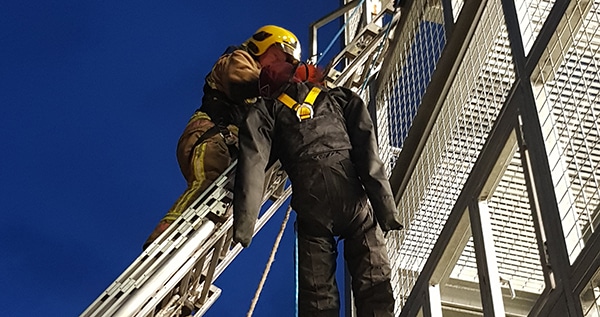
[233,217,253,248]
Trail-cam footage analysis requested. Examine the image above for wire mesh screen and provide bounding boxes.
[374,0,516,311]
[345,0,364,47]
[530,0,600,263]
[376,0,446,173]
[451,0,465,22]
[389,21,445,149]
[515,0,556,55]
[451,148,546,296]
[581,265,600,316]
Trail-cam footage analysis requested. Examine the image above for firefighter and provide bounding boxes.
[233,66,403,315]
[143,25,304,249]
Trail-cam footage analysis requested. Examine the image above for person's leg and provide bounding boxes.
[343,206,395,317]
[143,136,231,249]
[297,224,340,317]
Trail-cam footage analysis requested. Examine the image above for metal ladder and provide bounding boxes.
[80,1,401,316]
[80,162,288,317]
[309,0,399,90]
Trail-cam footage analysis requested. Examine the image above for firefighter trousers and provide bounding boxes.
[143,112,236,249]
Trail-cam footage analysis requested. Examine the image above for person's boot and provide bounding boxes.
[143,220,171,250]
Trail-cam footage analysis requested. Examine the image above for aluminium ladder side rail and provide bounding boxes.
[311,0,400,91]
[82,3,402,315]
[193,186,293,317]
[81,161,289,317]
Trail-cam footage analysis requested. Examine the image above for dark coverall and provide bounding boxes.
[233,82,402,316]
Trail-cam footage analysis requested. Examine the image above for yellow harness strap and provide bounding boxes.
[277,87,321,121]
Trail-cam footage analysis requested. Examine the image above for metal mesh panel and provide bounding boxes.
[581,266,600,316]
[345,0,364,46]
[376,0,516,311]
[388,20,446,149]
[531,0,600,263]
[451,149,546,296]
[376,0,446,173]
[373,1,447,309]
[451,0,465,22]
[515,0,556,55]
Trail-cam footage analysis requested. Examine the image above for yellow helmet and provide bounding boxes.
[245,25,301,62]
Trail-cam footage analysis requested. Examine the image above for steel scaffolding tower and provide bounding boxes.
[374,0,600,315]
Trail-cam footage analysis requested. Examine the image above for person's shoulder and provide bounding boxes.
[247,97,270,113]
[327,85,353,94]
[325,85,359,101]
[289,81,328,94]
[222,45,241,55]
[244,98,277,124]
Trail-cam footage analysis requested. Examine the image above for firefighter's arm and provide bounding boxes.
[332,87,403,231]
[232,103,274,247]
[258,62,325,98]
[208,50,261,102]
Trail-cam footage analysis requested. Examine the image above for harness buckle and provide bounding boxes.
[296,103,314,121]
[218,126,237,145]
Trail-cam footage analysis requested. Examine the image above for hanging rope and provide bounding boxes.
[247,204,293,317]
[294,221,299,317]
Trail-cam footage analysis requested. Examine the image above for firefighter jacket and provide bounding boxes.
[199,47,259,129]
[233,82,402,247]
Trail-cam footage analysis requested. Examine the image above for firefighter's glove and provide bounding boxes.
[258,61,295,98]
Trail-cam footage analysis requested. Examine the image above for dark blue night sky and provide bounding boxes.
[0,1,342,316]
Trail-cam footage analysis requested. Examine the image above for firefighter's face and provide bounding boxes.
[259,44,296,68]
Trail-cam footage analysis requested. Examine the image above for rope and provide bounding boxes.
[294,221,299,317]
[246,204,293,317]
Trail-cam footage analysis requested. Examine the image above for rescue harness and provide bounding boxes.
[277,86,321,121]
[188,121,238,162]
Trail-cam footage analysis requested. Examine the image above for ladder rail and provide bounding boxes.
[81,2,402,315]
[113,220,216,317]
[81,162,289,316]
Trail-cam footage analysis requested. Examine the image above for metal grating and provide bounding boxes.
[362,0,600,314]
[581,265,600,316]
[376,0,446,173]
[373,1,448,309]
[375,0,517,312]
[345,0,364,47]
[387,20,446,150]
[451,0,464,22]
[451,149,546,296]
[515,0,556,55]
[531,0,600,263]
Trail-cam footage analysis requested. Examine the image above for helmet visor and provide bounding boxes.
[281,42,301,63]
